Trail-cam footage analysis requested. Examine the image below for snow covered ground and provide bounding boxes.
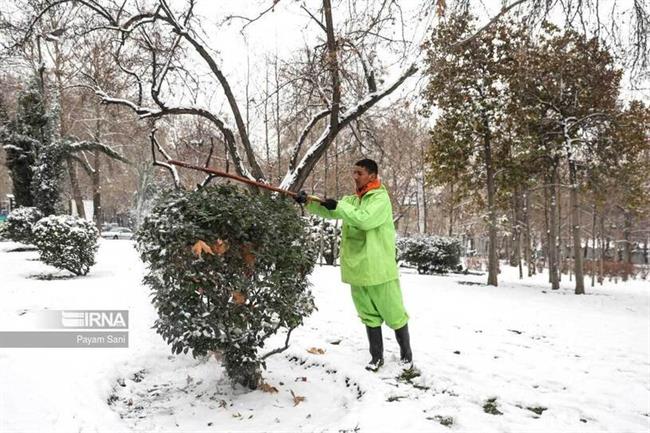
[1,240,649,432]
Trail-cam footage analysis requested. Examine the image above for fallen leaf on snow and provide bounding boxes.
[260,382,279,393]
[291,390,306,406]
[307,347,325,355]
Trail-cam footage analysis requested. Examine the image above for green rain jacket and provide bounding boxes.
[305,184,399,286]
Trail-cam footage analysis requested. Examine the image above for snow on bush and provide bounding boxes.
[397,235,462,274]
[135,185,316,390]
[5,206,43,244]
[32,215,99,276]
[307,215,341,265]
[0,221,7,240]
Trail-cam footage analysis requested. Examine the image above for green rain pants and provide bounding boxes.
[350,279,409,329]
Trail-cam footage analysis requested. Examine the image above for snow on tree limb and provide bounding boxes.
[149,128,180,189]
[280,63,418,190]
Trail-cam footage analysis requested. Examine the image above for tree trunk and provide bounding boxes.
[68,160,86,219]
[523,190,533,276]
[484,131,498,287]
[264,62,270,167]
[448,183,454,237]
[92,150,101,229]
[622,208,632,282]
[274,55,282,182]
[416,172,426,234]
[591,203,597,287]
[599,214,605,285]
[543,183,550,282]
[557,180,563,282]
[92,104,103,229]
[548,168,560,290]
[569,161,585,294]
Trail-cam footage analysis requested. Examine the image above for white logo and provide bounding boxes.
[60,311,127,329]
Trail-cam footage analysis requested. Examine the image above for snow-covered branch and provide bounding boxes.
[150,128,180,189]
[288,108,331,171]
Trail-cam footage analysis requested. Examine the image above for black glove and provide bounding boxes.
[294,190,308,205]
[321,198,338,210]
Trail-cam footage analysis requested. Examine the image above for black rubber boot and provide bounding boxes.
[365,326,384,372]
[395,324,413,367]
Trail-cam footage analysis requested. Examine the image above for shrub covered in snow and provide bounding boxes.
[32,215,99,275]
[5,206,43,244]
[307,215,341,265]
[135,184,316,390]
[397,235,462,274]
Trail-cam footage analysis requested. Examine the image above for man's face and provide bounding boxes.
[353,165,376,190]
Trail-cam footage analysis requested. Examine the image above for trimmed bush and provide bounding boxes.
[32,215,99,275]
[397,235,462,274]
[307,215,341,265]
[136,185,316,390]
[5,206,43,244]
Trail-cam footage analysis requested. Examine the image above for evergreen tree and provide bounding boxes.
[0,76,51,207]
[423,14,527,286]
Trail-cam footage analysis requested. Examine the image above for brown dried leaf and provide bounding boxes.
[307,347,325,355]
[212,239,229,255]
[291,390,306,406]
[259,382,279,393]
[232,291,247,305]
[191,240,213,258]
[241,243,256,267]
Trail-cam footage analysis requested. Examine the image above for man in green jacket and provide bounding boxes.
[295,159,413,372]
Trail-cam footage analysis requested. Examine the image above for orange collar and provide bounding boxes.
[356,178,381,198]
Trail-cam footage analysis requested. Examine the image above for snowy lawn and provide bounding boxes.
[1,240,649,432]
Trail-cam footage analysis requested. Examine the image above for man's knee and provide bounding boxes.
[384,314,408,330]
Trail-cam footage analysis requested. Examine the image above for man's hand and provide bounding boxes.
[294,190,309,205]
[321,198,337,210]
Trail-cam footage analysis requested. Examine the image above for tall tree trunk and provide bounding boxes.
[419,137,428,233]
[599,213,605,285]
[484,130,498,287]
[543,182,550,282]
[591,203,597,287]
[557,180,563,282]
[416,172,426,234]
[511,187,523,279]
[92,149,101,229]
[264,63,270,166]
[622,208,632,282]
[68,160,85,219]
[274,55,282,182]
[548,167,560,290]
[448,183,454,237]
[523,190,533,276]
[92,104,103,229]
[568,161,585,294]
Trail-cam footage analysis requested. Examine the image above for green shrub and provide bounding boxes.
[136,185,316,389]
[32,215,99,275]
[397,235,461,274]
[5,206,43,244]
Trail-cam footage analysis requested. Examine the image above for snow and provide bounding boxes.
[1,240,649,432]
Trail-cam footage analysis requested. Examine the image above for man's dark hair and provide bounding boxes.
[355,158,378,175]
